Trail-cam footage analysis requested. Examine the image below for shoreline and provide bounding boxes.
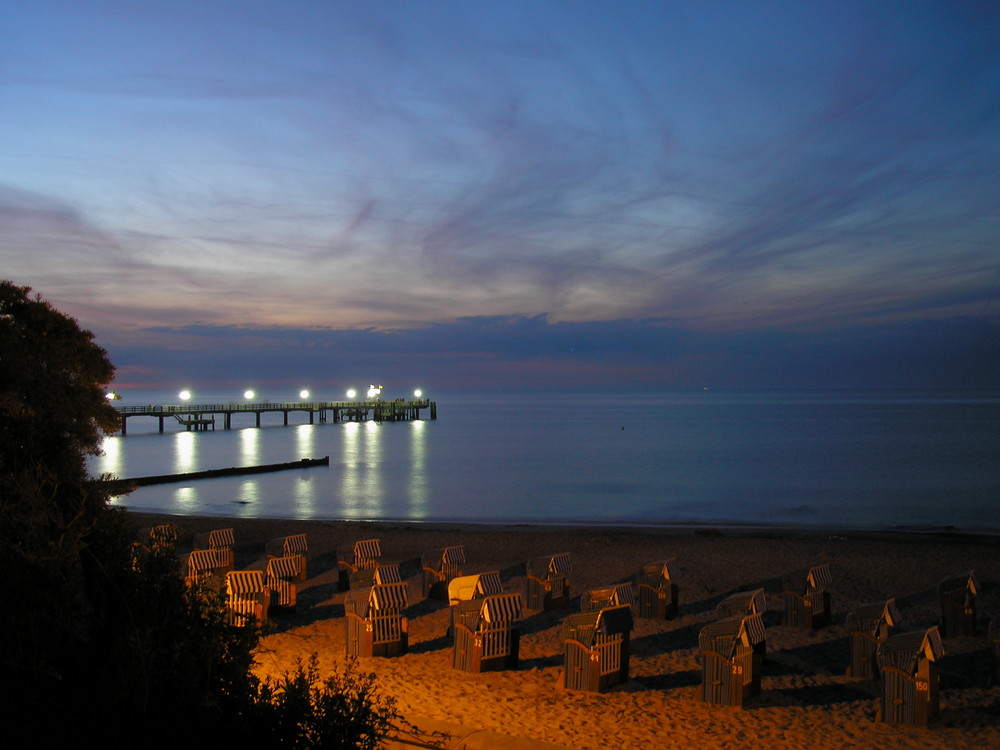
[128,511,999,749]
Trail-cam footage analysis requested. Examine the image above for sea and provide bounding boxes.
[90,389,1000,535]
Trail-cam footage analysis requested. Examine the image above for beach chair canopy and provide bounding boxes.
[266,555,302,581]
[939,570,978,597]
[699,615,759,657]
[716,588,766,618]
[422,546,466,571]
[846,599,900,636]
[339,538,381,565]
[528,553,572,579]
[267,533,308,558]
[448,571,503,604]
[637,559,677,586]
[138,524,178,551]
[347,582,409,619]
[195,528,234,550]
[783,565,833,595]
[584,583,636,610]
[352,563,403,589]
[482,593,524,624]
[186,548,230,578]
[877,627,944,674]
[562,605,634,647]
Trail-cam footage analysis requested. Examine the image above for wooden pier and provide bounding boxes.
[116,399,437,435]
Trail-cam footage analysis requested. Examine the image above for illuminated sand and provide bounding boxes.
[134,514,1000,749]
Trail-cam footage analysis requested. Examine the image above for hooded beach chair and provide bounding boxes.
[876,627,944,726]
[561,604,634,692]
[636,559,679,619]
[193,527,235,574]
[265,533,308,582]
[184,547,233,586]
[452,593,524,673]
[349,562,403,591]
[421,545,466,599]
[137,523,178,553]
[337,538,381,590]
[581,583,636,613]
[845,599,900,680]
[265,555,301,611]
[697,614,765,707]
[783,564,833,629]
[225,570,269,626]
[447,571,504,637]
[938,570,978,637]
[344,582,409,657]
[526,553,572,611]
[715,589,768,661]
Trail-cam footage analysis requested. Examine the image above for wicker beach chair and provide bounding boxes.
[337,538,381,590]
[845,599,900,680]
[783,564,833,629]
[225,570,269,626]
[697,614,765,707]
[452,593,524,673]
[876,627,944,726]
[939,570,978,638]
[136,523,178,553]
[265,555,301,611]
[192,527,235,574]
[421,546,466,599]
[446,571,504,637]
[266,533,308,582]
[184,547,233,586]
[344,582,409,657]
[562,604,634,692]
[349,562,403,591]
[581,583,636,613]
[636,559,679,619]
[526,553,572,611]
[716,588,767,618]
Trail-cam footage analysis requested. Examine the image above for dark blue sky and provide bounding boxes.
[2,1,998,395]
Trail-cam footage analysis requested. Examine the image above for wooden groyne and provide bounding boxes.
[106,456,330,493]
[115,398,436,435]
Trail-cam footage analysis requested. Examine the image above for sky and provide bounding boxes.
[2,1,998,396]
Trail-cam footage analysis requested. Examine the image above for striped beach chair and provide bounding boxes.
[716,588,767,618]
[225,570,269,626]
[561,605,634,692]
[452,593,524,673]
[265,555,301,611]
[876,627,944,726]
[846,599,900,681]
[636,559,679,619]
[137,524,178,553]
[266,534,308,582]
[783,565,833,629]
[698,614,765,707]
[344,582,409,657]
[421,546,466,599]
[939,570,978,637]
[193,527,235,574]
[526,553,572,611]
[185,547,233,586]
[349,562,403,591]
[337,539,381,590]
[581,583,636,613]
[446,571,504,638]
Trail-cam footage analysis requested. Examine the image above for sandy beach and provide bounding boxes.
[132,513,1000,749]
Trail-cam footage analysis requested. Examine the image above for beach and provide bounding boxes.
[133,513,1000,749]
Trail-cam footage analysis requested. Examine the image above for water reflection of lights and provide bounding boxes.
[340,421,384,518]
[239,427,261,465]
[174,432,197,474]
[98,436,123,478]
[293,425,317,514]
[408,420,429,517]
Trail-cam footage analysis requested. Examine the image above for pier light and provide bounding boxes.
[346,388,357,399]
[105,391,121,401]
[244,389,255,400]
[299,389,310,400]
[414,389,422,399]
[179,390,191,401]
[367,384,382,399]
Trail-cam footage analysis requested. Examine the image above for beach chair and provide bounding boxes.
[184,547,233,586]
[561,605,634,692]
[337,539,381,590]
[782,565,832,629]
[581,583,636,613]
[266,533,308,582]
[421,546,466,599]
[845,599,900,681]
[526,553,572,611]
[137,523,178,553]
[636,559,679,619]
[265,555,300,611]
[193,527,235,574]
[349,562,403,591]
[938,570,978,637]
[716,588,767,618]
[225,570,269,627]
[447,572,504,637]
[452,593,524,673]
[876,627,944,727]
[697,614,765,707]
[344,582,409,657]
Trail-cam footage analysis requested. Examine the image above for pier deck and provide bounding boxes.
[116,399,436,435]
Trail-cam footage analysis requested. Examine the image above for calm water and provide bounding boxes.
[91,390,1000,533]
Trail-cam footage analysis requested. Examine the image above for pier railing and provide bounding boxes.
[115,399,436,435]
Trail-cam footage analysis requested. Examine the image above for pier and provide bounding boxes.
[116,399,437,435]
